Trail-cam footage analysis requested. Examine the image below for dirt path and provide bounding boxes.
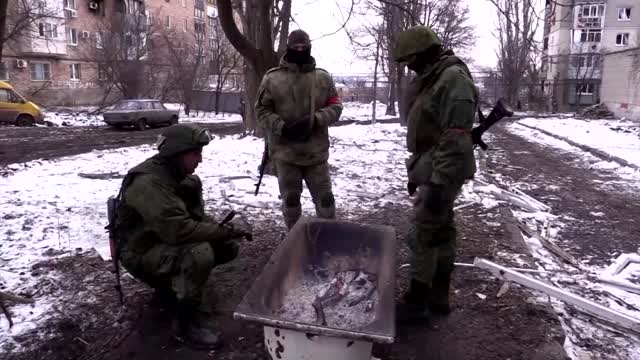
[0,123,243,167]
[489,123,640,267]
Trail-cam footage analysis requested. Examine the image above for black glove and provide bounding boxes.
[281,114,312,142]
[424,182,446,214]
[407,182,417,196]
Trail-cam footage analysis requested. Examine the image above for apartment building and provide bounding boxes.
[541,0,639,112]
[0,0,237,106]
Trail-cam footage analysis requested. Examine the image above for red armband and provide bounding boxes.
[326,96,342,106]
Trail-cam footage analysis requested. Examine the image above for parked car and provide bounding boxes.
[0,81,45,126]
[103,99,179,130]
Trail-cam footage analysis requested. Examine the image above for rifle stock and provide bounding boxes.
[472,99,514,150]
[106,196,124,305]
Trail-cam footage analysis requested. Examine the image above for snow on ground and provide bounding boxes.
[0,122,413,350]
[340,101,399,122]
[518,117,640,167]
[499,121,640,359]
[38,101,396,128]
[508,122,640,192]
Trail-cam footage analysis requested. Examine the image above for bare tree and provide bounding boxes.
[161,18,210,115]
[94,7,168,101]
[215,0,292,132]
[208,17,242,115]
[490,0,539,106]
[1,0,66,61]
[570,44,603,110]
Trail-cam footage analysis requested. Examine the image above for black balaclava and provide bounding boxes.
[407,45,445,73]
[286,29,312,66]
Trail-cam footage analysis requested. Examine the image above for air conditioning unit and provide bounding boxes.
[65,9,77,18]
[82,31,90,38]
[16,59,28,68]
[89,2,99,10]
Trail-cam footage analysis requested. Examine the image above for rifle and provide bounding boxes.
[471,98,514,151]
[106,195,124,305]
[254,141,269,196]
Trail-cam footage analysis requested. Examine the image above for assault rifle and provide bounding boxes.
[105,195,124,305]
[254,141,269,196]
[471,99,514,150]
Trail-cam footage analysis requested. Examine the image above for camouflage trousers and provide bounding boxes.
[275,160,336,229]
[407,182,464,285]
[122,240,239,302]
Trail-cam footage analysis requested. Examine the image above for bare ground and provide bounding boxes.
[0,123,243,167]
[2,200,567,360]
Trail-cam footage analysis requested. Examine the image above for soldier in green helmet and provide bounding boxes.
[113,124,252,348]
[393,26,479,323]
[255,29,344,230]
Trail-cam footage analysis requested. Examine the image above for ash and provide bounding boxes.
[274,277,378,330]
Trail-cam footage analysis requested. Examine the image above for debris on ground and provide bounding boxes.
[576,103,616,119]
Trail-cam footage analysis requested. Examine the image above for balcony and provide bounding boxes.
[21,37,67,58]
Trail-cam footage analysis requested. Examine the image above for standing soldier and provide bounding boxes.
[114,124,252,347]
[393,26,478,322]
[255,29,343,230]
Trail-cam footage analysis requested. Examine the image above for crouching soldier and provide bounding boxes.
[114,124,252,348]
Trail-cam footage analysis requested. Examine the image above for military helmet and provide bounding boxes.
[393,26,442,62]
[157,124,212,157]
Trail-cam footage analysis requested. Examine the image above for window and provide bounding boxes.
[64,0,76,9]
[581,4,604,17]
[576,83,594,95]
[183,18,188,32]
[0,89,22,103]
[96,32,104,49]
[70,63,81,80]
[209,37,215,49]
[38,23,58,39]
[616,33,630,46]
[67,28,78,46]
[141,101,154,110]
[145,10,153,25]
[0,62,8,80]
[30,63,51,81]
[579,29,601,42]
[195,8,205,18]
[208,16,216,28]
[208,0,215,4]
[182,0,186,7]
[98,65,107,81]
[165,15,172,28]
[618,7,631,21]
[153,102,166,110]
[543,37,549,50]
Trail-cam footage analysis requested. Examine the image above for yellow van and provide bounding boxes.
[0,81,45,126]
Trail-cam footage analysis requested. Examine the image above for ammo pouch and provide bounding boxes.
[405,152,433,186]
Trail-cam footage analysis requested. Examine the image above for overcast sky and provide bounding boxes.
[289,0,530,75]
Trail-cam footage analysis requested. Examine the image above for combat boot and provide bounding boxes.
[428,268,453,315]
[173,300,222,349]
[395,279,431,324]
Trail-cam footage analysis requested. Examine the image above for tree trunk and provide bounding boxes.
[397,65,407,126]
[386,60,397,116]
[372,37,381,124]
[0,0,8,61]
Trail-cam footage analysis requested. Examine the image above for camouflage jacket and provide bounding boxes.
[115,155,230,257]
[403,52,478,187]
[255,55,343,166]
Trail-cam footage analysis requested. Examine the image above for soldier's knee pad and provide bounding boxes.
[284,192,301,207]
[186,243,215,272]
[319,192,335,208]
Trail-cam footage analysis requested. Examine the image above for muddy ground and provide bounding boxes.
[0,123,243,167]
[3,200,567,360]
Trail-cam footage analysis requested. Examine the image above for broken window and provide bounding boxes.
[67,28,78,46]
[579,29,601,43]
[618,7,632,21]
[616,33,630,46]
[64,0,76,10]
[576,83,594,95]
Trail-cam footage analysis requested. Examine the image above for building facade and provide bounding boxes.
[601,47,640,119]
[0,0,241,107]
[541,0,639,112]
